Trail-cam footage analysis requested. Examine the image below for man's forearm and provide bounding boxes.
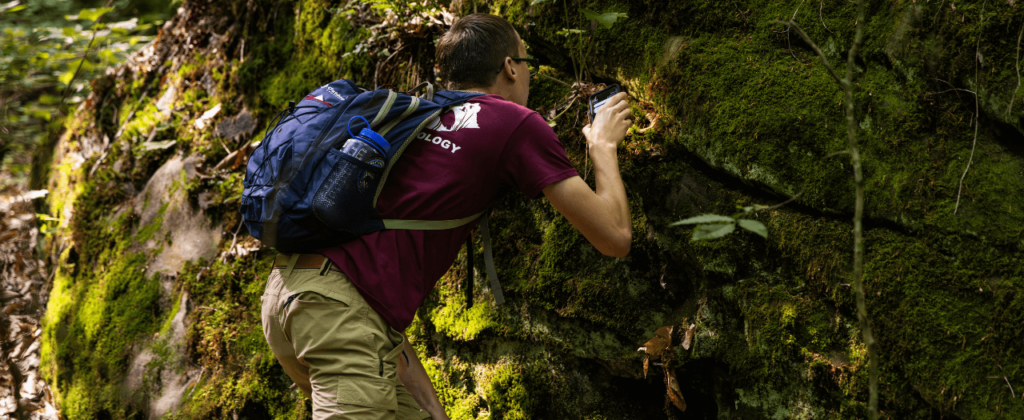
[589,143,631,243]
[398,340,448,419]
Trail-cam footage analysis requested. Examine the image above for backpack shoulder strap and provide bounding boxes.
[380,211,484,230]
[478,213,504,305]
[431,90,486,108]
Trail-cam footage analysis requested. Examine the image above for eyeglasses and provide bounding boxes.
[496,57,540,77]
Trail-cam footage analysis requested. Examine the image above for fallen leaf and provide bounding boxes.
[666,370,687,411]
[641,325,674,359]
[682,324,696,350]
[193,103,222,130]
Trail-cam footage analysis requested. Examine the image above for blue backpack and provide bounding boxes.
[241,80,503,305]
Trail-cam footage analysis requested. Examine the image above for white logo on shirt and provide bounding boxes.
[416,131,462,154]
[428,103,481,132]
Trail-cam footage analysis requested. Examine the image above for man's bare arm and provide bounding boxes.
[543,92,632,257]
[397,339,448,419]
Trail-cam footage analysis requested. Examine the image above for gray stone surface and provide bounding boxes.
[122,292,201,420]
[131,155,222,278]
[215,108,258,142]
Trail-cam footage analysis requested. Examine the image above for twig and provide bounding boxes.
[374,44,408,88]
[1006,23,1023,116]
[548,96,578,125]
[950,116,974,218]
[928,87,975,97]
[774,20,843,84]
[113,91,149,140]
[930,78,973,102]
[537,72,570,87]
[1006,376,1017,398]
[46,243,68,285]
[88,149,110,177]
[195,259,214,282]
[186,366,205,401]
[786,0,806,62]
[753,190,805,213]
[218,138,231,155]
[790,0,878,416]
[932,0,946,28]
[819,0,833,34]
[58,0,115,114]
[845,2,878,417]
[733,2,749,22]
[220,222,245,263]
[954,2,986,215]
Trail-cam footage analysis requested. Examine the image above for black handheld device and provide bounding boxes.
[588,84,621,124]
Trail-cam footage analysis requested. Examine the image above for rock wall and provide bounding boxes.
[39,0,1024,419]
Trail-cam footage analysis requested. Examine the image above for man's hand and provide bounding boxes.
[583,92,632,151]
[543,92,632,257]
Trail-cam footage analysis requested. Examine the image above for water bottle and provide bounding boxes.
[313,116,392,229]
[340,116,390,192]
[341,129,389,169]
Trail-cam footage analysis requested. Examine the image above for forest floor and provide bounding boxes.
[0,184,59,420]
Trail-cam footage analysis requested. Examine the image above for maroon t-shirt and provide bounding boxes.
[319,95,578,331]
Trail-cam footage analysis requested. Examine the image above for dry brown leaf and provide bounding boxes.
[682,324,696,350]
[666,370,687,411]
[642,325,674,359]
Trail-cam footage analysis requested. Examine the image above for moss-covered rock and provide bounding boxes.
[38,0,1024,419]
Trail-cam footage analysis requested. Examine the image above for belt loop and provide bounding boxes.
[318,256,331,276]
[284,253,299,279]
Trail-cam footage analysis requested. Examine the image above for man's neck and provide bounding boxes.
[455,85,505,100]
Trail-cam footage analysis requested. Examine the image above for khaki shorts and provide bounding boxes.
[261,257,431,420]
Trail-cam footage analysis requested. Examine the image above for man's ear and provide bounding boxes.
[500,57,517,81]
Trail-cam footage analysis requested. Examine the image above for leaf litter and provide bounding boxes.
[0,187,60,419]
[637,322,697,412]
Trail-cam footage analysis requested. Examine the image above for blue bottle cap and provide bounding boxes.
[359,127,391,153]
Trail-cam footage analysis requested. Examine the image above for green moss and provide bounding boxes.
[483,362,532,420]
[42,234,163,419]
[39,0,1024,418]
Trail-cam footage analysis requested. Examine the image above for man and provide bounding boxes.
[260,13,632,419]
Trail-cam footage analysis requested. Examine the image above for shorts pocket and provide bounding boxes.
[281,291,352,345]
[337,377,398,410]
[380,338,404,380]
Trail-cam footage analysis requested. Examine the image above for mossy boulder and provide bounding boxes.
[39,0,1024,419]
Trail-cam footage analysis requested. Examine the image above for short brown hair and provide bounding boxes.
[436,14,520,90]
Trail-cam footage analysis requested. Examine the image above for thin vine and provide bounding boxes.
[776,0,877,417]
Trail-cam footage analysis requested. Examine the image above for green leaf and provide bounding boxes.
[692,222,736,240]
[67,7,113,22]
[556,28,586,36]
[580,8,628,30]
[737,219,768,239]
[58,70,75,85]
[531,0,553,4]
[669,214,735,226]
[38,94,60,105]
[28,109,51,121]
[5,4,26,12]
[142,140,176,151]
